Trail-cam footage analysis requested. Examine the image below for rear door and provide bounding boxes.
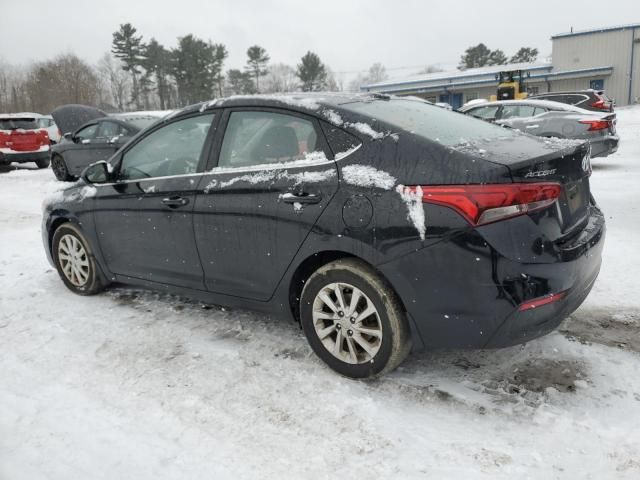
[496,104,550,134]
[93,112,217,289]
[193,107,339,301]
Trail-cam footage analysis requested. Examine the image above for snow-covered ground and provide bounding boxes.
[1,108,639,479]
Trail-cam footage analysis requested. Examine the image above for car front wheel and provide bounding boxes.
[52,223,105,295]
[300,258,411,378]
[51,154,73,181]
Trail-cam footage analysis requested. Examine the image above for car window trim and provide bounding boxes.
[205,106,333,172]
[112,111,220,182]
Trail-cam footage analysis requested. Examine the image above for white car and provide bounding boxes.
[29,113,61,143]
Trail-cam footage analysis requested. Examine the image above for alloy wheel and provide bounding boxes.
[312,282,382,364]
[57,234,90,287]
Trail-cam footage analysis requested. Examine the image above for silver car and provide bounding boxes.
[459,99,619,158]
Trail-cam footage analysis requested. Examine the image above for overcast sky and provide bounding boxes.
[1,0,638,82]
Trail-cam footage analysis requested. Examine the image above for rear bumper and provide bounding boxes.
[378,205,605,350]
[590,135,619,158]
[0,150,50,164]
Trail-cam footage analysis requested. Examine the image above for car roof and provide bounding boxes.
[169,92,390,119]
[530,90,596,96]
[0,112,37,120]
[461,99,593,114]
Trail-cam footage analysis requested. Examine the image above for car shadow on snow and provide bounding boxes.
[0,163,39,175]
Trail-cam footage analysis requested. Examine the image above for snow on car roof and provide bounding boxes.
[0,112,37,120]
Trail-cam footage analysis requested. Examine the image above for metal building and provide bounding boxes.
[361,24,640,108]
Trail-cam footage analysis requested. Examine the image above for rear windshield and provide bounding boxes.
[0,118,38,130]
[342,99,519,146]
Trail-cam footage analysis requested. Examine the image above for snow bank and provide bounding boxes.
[342,165,396,190]
[396,185,426,240]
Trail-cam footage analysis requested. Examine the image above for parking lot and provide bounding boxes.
[1,107,639,479]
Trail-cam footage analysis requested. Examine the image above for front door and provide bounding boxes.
[193,108,339,301]
[93,113,216,289]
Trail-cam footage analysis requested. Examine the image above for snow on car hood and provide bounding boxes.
[51,104,107,135]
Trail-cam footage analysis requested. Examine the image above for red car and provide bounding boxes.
[0,113,51,168]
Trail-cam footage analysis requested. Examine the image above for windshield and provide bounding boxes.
[0,118,38,130]
[343,99,519,146]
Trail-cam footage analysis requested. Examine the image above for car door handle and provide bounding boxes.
[526,124,540,129]
[281,192,322,204]
[162,196,189,208]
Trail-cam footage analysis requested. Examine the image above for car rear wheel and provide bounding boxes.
[35,158,50,169]
[51,154,73,181]
[52,223,106,295]
[300,258,411,378]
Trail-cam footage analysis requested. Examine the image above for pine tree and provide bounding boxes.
[111,23,145,109]
[144,38,172,109]
[245,45,270,93]
[510,47,539,64]
[171,35,227,106]
[296,51,327,92]
[458,43,492,70]
[227,69,255,95]
[488,49,508,66]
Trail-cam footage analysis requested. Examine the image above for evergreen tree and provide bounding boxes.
[171,35,227,106]
[488,49,508,66]
[227,69,255,95]
[144,38,172,109]
[245,45,270,93]
[296,51,327,92]
[510,47,539,64]
[111,23,146,109]
[458,43,492,70]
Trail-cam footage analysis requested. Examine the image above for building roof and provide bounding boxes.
[361,62,552,91]
[360,62,613,96]
[552,23,640,39]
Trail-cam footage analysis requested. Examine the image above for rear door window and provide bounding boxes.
[500,105,537,119]
[467,105,500,120]
[217,111,322,168]
[97,121,124,139]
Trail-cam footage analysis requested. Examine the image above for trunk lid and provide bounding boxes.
[502,138,592,236]
[51,104,106,135]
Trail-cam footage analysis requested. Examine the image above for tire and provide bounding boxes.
[52,223,106,295]
[300,258,411,378]
[35,157,51,169]
[51,154,73,181]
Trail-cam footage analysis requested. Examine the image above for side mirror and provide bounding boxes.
[64,132,74,141]
[81,161,111,185]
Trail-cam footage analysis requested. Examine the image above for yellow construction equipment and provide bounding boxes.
[490,70,530,101]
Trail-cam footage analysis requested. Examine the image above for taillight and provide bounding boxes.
[409,183,562,226]
[579,119,610,131]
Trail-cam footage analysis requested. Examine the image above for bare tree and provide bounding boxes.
[262,63,298,93]
[97,53,131,111]
[24,53,103,113]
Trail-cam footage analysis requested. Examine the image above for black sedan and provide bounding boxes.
[50,105,166,181]
[42,94,605,378]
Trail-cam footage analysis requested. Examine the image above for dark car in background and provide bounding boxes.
[459,99,619,158]
[0,113,51,168]
[529,89,614,112]
[42,94,605,378]
[50,105,167,181]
